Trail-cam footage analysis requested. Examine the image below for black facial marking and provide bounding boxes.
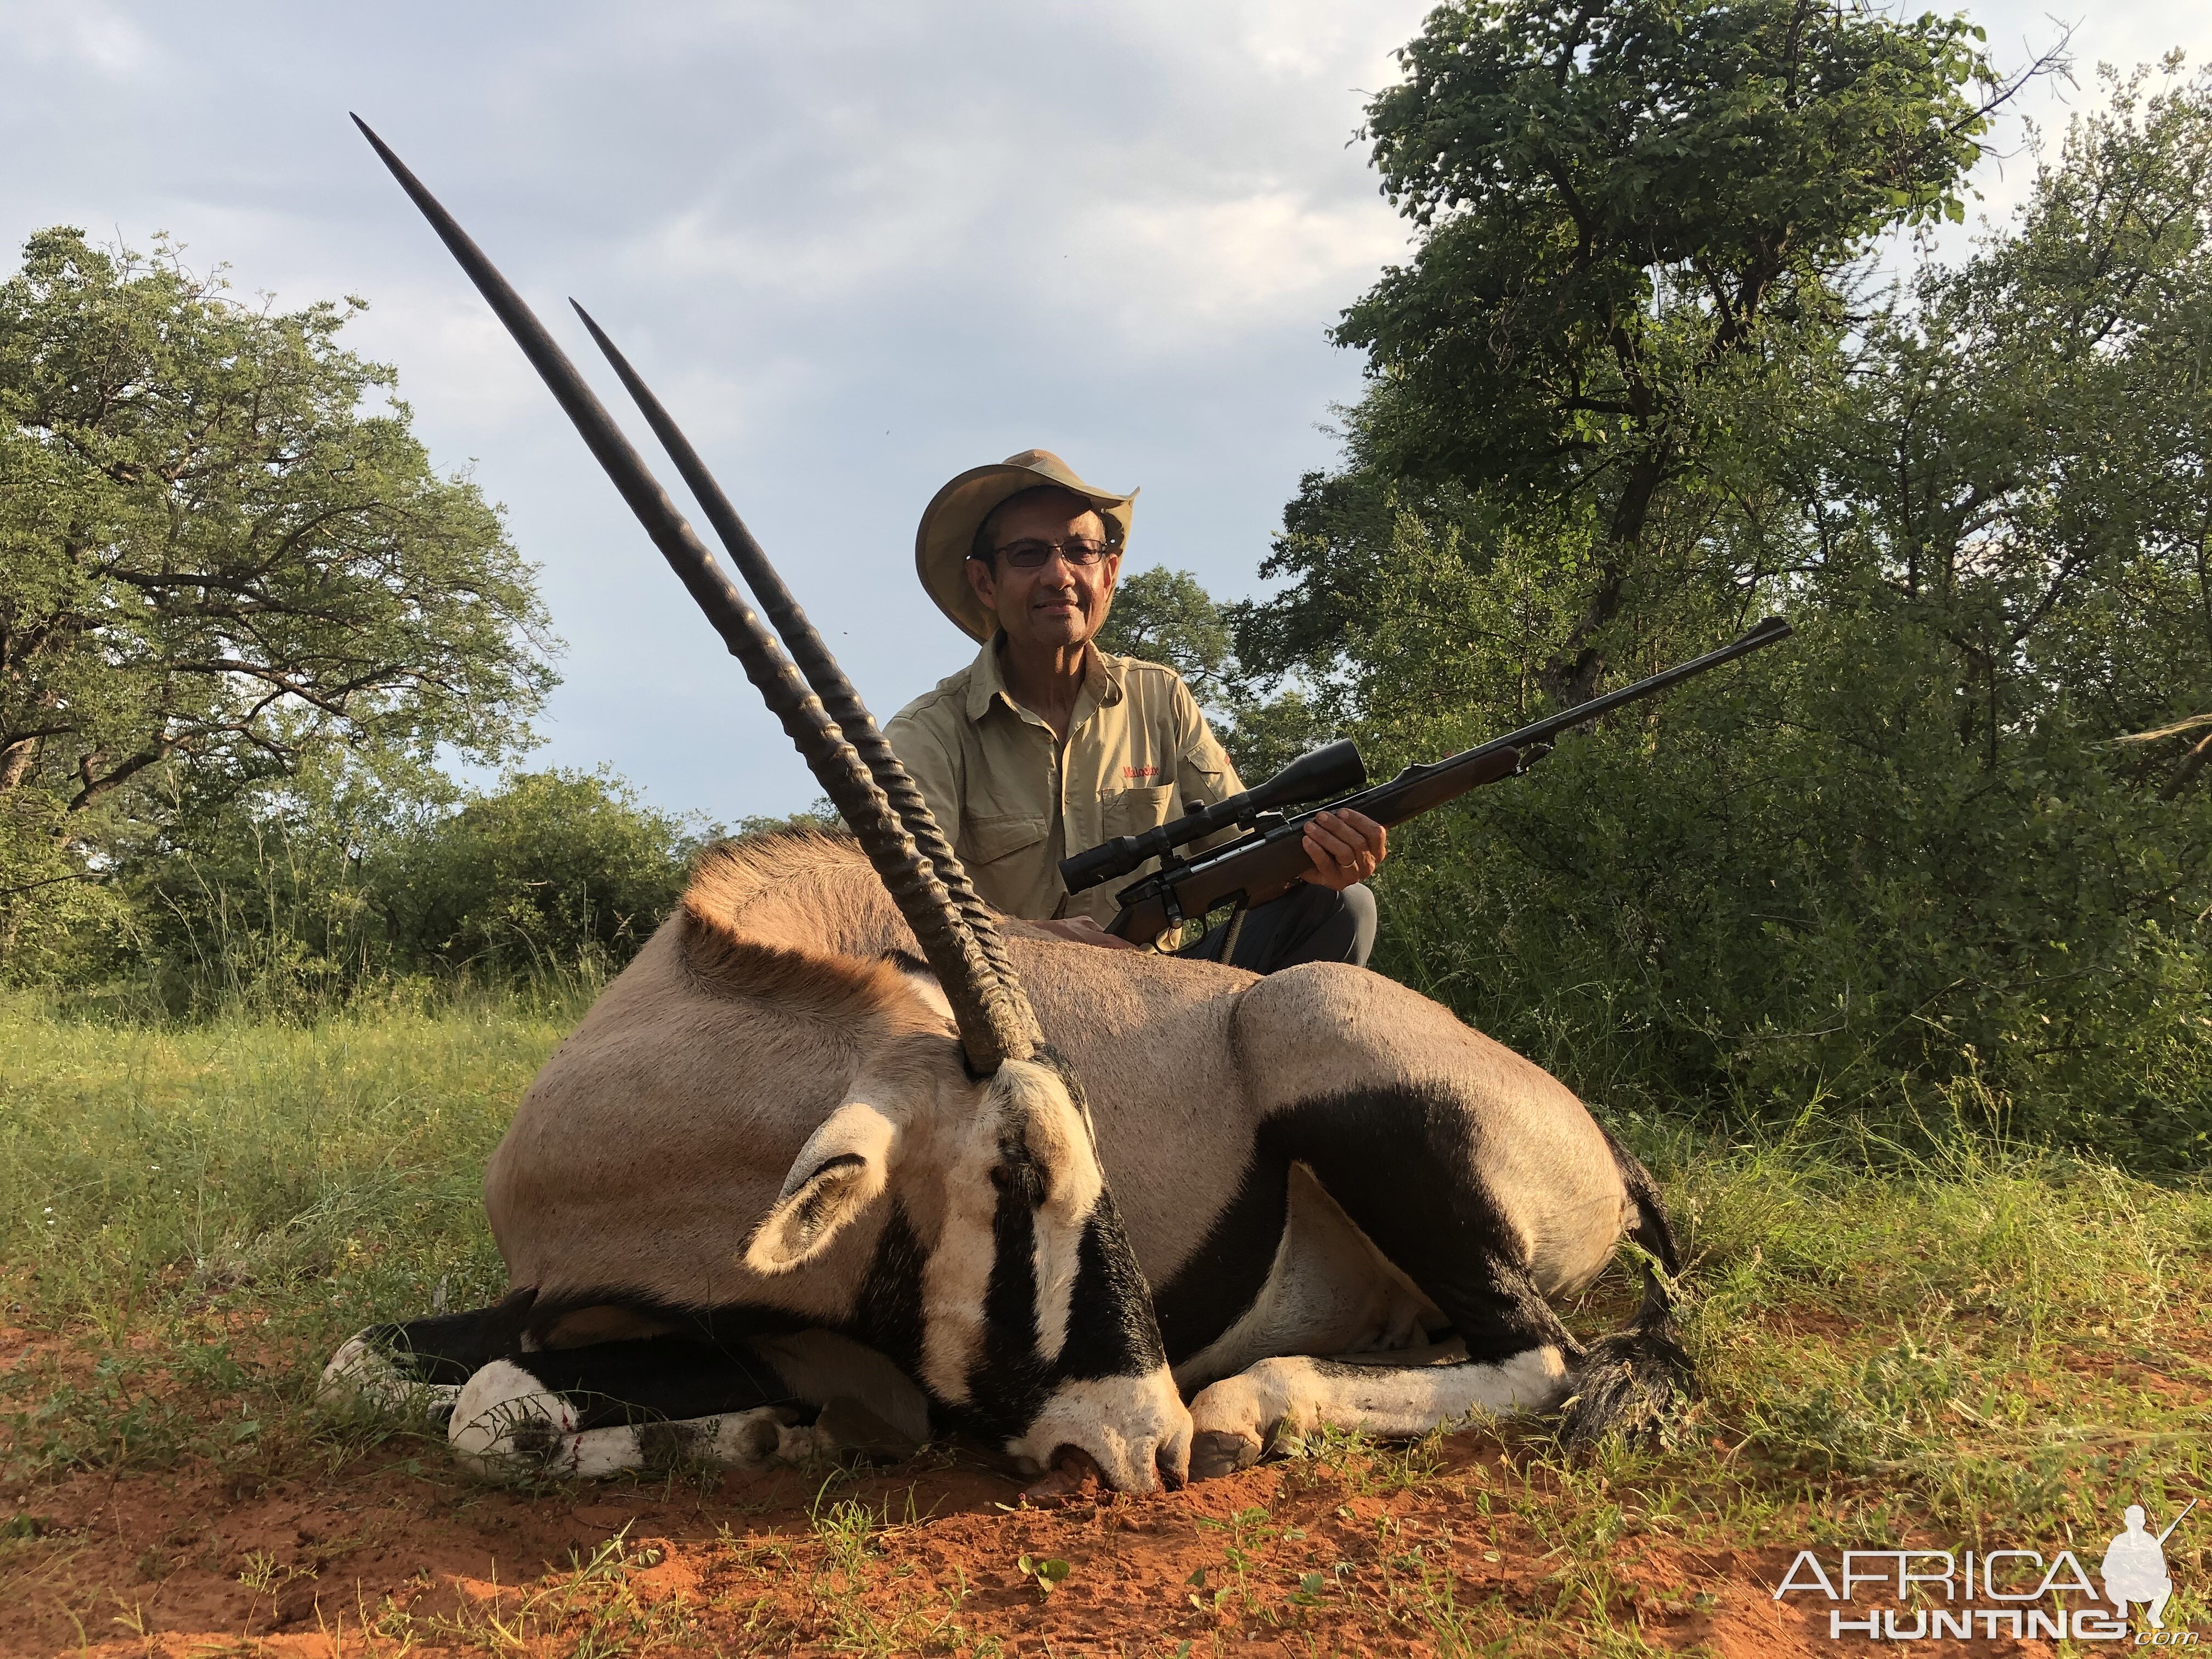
[961,1105,1171,1432]
[1053,1186,1169,1380]
[996,1150,1045,1208]
[966,1144,1053,1428]
[851,1200,928,1380]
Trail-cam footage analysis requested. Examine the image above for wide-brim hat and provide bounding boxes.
[915,449,1137,641]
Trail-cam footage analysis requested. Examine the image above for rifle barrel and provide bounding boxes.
[1449,616,1792,766]
[1099,616,1793,940]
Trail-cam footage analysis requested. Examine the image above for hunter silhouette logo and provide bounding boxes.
[1773,1496,2197,1641]
[2102,1499,2193,1630]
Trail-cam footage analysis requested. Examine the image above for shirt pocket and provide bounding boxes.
[1177,743,1230,799]
[965,810,1048,867]
[1101,783,1176,836]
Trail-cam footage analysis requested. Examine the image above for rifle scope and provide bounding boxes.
[1059,737,1368,894]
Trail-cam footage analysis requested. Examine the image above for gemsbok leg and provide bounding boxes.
[439,1334,808,1478]
[1181,965,1689,1472]
[319,1290,542,1419]
[1180,1093,1584,1474]
[323,1301,935,1481]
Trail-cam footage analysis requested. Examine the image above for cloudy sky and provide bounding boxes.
[4,1,2203,821]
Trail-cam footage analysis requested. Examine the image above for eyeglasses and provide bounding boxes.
[991,537,1112,569]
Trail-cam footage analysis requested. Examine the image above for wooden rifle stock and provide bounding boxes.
[1103,746,1526,941]
[1102,617,1792,942]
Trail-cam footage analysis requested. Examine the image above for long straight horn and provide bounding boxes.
[351,116,1034,1072]
[568,302,1030,1001]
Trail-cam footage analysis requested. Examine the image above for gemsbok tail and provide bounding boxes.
[1559,1133,1696,1451]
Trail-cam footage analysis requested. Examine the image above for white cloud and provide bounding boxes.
[2,0,155,77]
[353,286,548,432]
[1077,189,1409,337]
[3,0,2199,821]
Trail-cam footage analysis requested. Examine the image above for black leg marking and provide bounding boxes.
[635,1418,707,1469]
[1152,1150,1291,1364]
[1251,1088,1575,1363]
[967,1149,1051,1430]
[365,1286,538,1385]
[508,1335,796,1432]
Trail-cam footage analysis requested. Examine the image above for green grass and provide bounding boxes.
[1663,1121,2212,1527]
[0,986,572,1483]
[2,989,2209,1652]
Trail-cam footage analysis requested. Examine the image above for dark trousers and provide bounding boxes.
[1178,882,1376,973]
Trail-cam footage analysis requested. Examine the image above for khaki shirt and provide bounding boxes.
[884,642,1244,926]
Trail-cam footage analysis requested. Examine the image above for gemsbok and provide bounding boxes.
[319,121,1692,1491]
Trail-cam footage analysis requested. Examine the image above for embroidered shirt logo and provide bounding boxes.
[1122,765,1159,780]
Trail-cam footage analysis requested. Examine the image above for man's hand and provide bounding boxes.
[1300,808,1386,891]
[1032,916,1143,951]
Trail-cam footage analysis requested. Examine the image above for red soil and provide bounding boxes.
[0,1431,2072,1658]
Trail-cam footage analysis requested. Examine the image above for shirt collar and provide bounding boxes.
[963,639,1126,724]
[964,637,1013,723]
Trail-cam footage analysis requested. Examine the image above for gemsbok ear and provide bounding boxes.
[744,1102,899,1274]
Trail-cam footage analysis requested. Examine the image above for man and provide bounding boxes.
[2101,1504,2178,1630]
[884,449,1386,972]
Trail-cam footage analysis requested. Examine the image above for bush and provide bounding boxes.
[1370,601,2212,1169]
[115,766,713,1014]
[377,771,708,976]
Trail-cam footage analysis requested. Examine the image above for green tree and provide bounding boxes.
[1097,564,1327,778]
[1245,25,2212,1164]
[1097,566,1234,696]
[1252,0,2014,704]
[0,229,554,973]
[1806,59,2212,782]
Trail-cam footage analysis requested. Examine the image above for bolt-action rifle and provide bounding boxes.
[1062,616,1794,944]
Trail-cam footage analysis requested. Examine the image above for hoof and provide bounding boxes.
[720,1407,793,1466]
[1189,1429,1260,1481]
[318,1333,402,1409]
[815,1396,925,1462]
[319,1333,460,1422]
[774,1423,823,1463]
